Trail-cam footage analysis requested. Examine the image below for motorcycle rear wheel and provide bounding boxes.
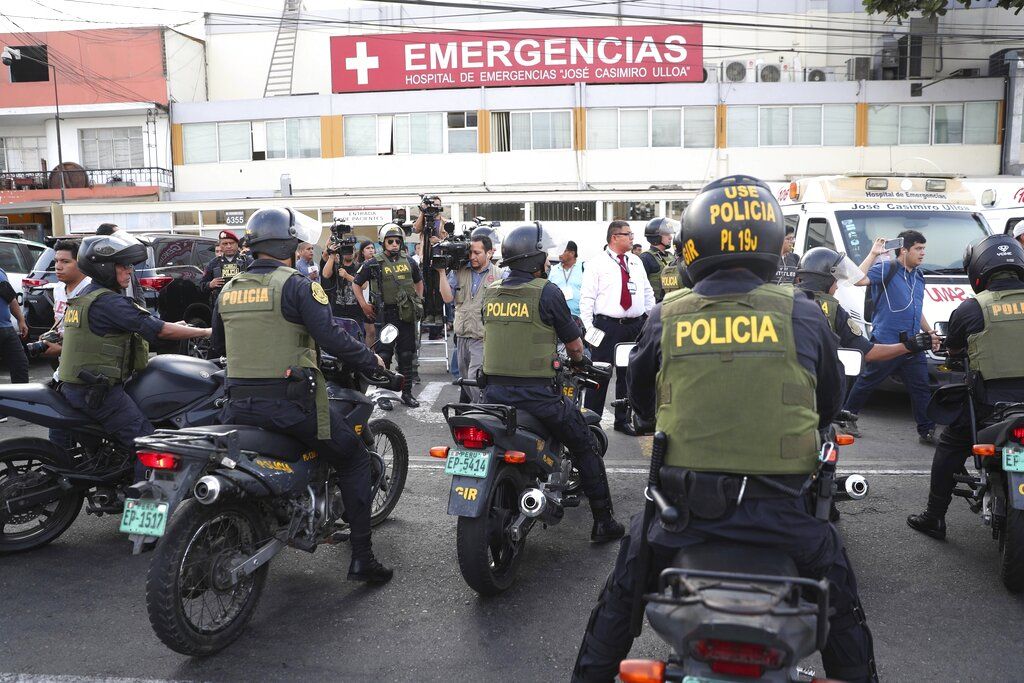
[0,438,83,554]
[456,464,526,596]
[1000,507,1024,593]
[368,418,409,526]
[146,499,269,656]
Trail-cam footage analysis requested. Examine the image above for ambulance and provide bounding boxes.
[775,173,991,388]
[961,176,1024,237]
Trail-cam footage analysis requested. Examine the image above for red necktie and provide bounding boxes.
[618,254,632,310]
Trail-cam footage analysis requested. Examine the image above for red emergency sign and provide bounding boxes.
[329,25,703,94]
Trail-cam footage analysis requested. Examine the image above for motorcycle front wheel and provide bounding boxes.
[146,499,269,656]
[0,438,83,554]
[456,464,526,596]
[1000,507,1024,593]
[368,418,409,526]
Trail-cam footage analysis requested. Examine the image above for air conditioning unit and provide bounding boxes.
[759,63,782,83]
[722,60,754,83]
[701,64,719,83]
[804,67,836,82]
[846,57,872,81]
[897,16,939,79]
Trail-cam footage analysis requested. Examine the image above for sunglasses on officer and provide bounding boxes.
[384,238,402,245]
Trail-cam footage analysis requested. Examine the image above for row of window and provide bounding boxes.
[182,118,321,164]
[866,102,999,146]
[1,129,146,173]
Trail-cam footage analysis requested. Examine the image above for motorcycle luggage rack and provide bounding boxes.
[442,403,517,436]
[647,567,830,651]
[134,428,257,465]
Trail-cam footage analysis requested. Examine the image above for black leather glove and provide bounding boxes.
[570,355,592,369]
[901,331,931,353]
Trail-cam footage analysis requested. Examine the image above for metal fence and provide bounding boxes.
[0,166,173,191]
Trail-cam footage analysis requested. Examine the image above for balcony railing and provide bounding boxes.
[0,167,173,191]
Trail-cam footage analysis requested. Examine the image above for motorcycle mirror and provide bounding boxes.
[379,324,399,345]
[614,342,635,368]
[838,348,863,377]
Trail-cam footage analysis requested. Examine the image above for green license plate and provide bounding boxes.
[119,499,169,537]
[444,450,491,478]
[683,677,730,683]
[1003,447,1024,473]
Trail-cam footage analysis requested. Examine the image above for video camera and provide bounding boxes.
[420,194,442,220]
[326,220,357,256]
[431,234,472,271]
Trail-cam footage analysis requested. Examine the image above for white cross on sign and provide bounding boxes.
[345,42,379,86]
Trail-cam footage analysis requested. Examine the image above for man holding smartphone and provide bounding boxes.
[840,231,941,444]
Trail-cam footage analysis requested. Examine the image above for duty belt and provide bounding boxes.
[660,467,808,502]
[594,314,645,326]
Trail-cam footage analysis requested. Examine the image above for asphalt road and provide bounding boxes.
[1,356,1023,682]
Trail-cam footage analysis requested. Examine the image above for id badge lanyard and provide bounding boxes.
[609,252,638,295]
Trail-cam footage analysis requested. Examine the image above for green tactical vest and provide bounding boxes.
[220,267,330,439]
[454,263,499,340]
[58,288,149,385]
[661,262,683,295]
[371,254,417,305]
[967,286,1024,382]
[656,284,821,475]
[646,248,672,301]
[812,291,840,333]
[482,278,558,378]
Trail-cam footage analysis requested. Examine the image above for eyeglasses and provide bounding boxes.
[384,238,402,245]
[613,232,634,238]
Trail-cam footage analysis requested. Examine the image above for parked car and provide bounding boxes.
[0,236,47,330]
[21,234,218,351]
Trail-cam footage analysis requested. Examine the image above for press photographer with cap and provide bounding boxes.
[199,229,253,304]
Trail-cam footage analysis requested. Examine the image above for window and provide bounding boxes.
[408,113,443,154]
[531,111,572,150]
[759,107,790,146]
[684,107,716,148]
[80,127,144,169]
[192,241,217,267]
[803,217,836,252]
[8,45,48,83]
[899,105,931,145]
[266,118,320,159]
[0,136,46,172]
[607,201,657,222]
[823,105,856,146]
[933,104,964,144]
[183,124,217,164]
[651,109,681,148]
[587,108,684,149]
[867,105,899,146]
[447,111,478,153]
[619,109,649,148]
[792,107,822,146]
[490,112,511,152]
[154,239,195,267]
[533,201,597,221]
[495,111,571,152]
[0,243,25,273]
[965,101,998,144]
[727,106,758,147]
[217,122,252,162]
[667,200,688,220]
[343,115,377,156]
[460,203,526,222]
[587,109,618,149]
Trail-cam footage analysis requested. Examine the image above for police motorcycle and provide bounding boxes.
[430,355,613,595]
[0,353,227,554]
[616,347,869,682]
[122,327,406,656]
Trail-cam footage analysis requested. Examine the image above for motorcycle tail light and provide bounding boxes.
[835,434,854,446]
[692,639,784,678]
[618,659,665,683]
[138,275,173,291]
[1012,426,1024,444]
[972,444,996,457]
[503,450,526,464]
[453,426,492,449]
[429,446,449,459]
[137,451,179,470]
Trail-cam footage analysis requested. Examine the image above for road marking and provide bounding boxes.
[0,675,194,683]
[407,461,930,476]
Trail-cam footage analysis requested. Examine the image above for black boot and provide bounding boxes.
[589,499,625,543]
[397,352,420,407]
[348,556,394,584]
[907,511,946,540]
[401,388,420,408]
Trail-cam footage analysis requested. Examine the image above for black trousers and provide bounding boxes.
[223,395,374,556]
[583,315,645,426]
[573,497,876,683]
[59,383,154,480]
[377,307,417,379]
[925,412,975,518]
[482,383,612,513]
[0,327,28,383]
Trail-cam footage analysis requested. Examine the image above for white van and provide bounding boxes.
[962,176,1024,238]
[774,173,991,387]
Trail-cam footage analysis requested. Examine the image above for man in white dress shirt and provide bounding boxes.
[579,220,655,434]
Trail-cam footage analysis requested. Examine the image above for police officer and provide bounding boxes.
[907,234,1024,539]
[200,229,253,304]
[573,176,876,683]
[638,217,677,302]
[659,235,686,297]
[59,233,211,475]
[481,223,625,543]
[796,247,934,362]
[210,208,393,584]
[352,223,423,408]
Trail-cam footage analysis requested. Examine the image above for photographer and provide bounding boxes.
[413,195,449,332]
[321,223,362,320]
[435,230,499,403]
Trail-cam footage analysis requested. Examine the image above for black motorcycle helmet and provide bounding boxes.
[245,207,300,260]
[795,247,845,293]
[679,175,785,284]
[644,217,678,246]
[500,222,555,273]
[78,232,148,290]
[963,233,1024,293]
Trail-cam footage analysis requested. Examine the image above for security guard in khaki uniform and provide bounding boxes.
[908,234,1024,540]
[353,224,422,408]
[573,176,876,683]
[638,217,678,302]
[210,207,393,584]
[59,233,211,478]
[481,223,625,543]
[796,247,933,363]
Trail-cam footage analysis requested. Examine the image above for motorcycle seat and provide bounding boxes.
[515,411,551,438]
[673,542,799,579]
[182,424,309,463]
[0,383,91,427]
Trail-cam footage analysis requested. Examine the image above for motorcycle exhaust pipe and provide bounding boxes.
[519,488,564,524]
[194,475,230,505]
[835,474,869,502]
